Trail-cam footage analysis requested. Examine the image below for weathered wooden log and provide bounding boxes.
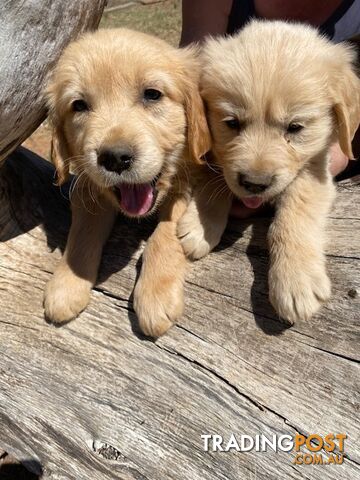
[0,148,359,479]
[0,0,107,162]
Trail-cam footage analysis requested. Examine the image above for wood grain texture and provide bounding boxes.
[0,148,359,479]
[0,0,106,162]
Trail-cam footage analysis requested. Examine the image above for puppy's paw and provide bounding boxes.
[44,273,91,324]
[269,260,331,324]
[177,200,221,260]
[133,275,184,338]
[177,218,212,260]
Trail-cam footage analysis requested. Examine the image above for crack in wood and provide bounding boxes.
[1,154,359,478]
[156,343,267,412]
[293,339,360,364]
[155,340,360,467]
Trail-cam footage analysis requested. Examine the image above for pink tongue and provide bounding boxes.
[119,183,154,216]
[241,196,263,209]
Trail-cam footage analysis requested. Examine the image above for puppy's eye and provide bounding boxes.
[225,118,241,130]
[287,122,304,133]
[144,89,162,101]
[72,99,89,112]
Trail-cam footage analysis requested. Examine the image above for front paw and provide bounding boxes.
[269,259,331,324]
[44,272,91,324]
[177,200,221,260]
[133,275,184,338]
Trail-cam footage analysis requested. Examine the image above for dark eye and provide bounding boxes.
[144,88,162,101]
[225,118,241,130]
[287,122,304,133]
[72,99,89,112]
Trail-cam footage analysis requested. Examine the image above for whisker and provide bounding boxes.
[198,175,226,196]
[207,183,229,205]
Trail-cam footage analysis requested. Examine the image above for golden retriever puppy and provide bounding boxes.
[178,20,360,324]
[44,28,210,336]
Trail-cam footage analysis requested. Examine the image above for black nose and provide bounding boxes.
[98,147,134,174]
[238,174,269,194]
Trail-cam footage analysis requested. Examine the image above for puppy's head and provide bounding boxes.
[201,21,360,207]
[46,29,210,217]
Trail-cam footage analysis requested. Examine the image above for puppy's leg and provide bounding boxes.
[177,166,232,259]
[268,166,335,324]
[44,190,116,324]
[134,196,189,337]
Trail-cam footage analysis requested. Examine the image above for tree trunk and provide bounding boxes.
[0,0,107,162]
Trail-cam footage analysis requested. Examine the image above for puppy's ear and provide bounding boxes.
[184,83,211,163]
[180,48,211,163]
[51,126,70,186]
[46,76,70,186]
[330,44,360,159]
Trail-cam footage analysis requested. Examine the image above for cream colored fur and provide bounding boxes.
[44,28,210,336]
[178,20,360,324]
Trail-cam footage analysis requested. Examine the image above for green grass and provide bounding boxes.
[100,0,181,46]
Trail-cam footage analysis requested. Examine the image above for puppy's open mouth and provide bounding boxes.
[113,175,160,217]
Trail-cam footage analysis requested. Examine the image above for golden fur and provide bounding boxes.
[44,28,210,336]
[178,20,360,324]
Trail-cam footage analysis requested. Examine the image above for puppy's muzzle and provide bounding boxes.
[238,174,271,194]
[98,146,134,174]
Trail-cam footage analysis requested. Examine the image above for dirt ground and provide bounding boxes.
[22,0,181,160]
[101,0,180,45]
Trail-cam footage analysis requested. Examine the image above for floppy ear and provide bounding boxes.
[46,74,71,186]
[180,48,211,163]
[50,125,70,186]
[184,82,212,163]
[331,45,360,159]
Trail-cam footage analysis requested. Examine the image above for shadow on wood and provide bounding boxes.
[0,147,154,287]
[0,462,42,480]
[0,148,359,479]
[0,148,287,336]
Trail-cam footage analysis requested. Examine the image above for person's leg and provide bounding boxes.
[180,0,233,45]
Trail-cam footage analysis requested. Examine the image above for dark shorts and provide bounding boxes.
[227,0,360,43]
